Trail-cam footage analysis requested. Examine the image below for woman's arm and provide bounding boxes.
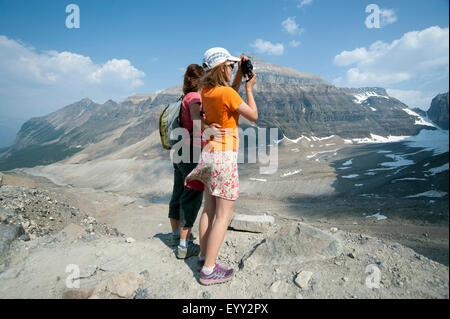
[236,73,258,122]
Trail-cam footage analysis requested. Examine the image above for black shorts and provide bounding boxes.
[168,162,203,228]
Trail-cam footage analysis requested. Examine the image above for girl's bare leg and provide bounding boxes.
[199,187,216,257]
[203,196,235,268]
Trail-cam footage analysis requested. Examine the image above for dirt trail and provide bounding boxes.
[0,174,448,299]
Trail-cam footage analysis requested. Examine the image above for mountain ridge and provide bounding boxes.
[0,56,440,171]
[427,92,449,130]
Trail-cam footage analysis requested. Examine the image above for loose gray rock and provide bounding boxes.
[19,234,30,241]
[294,271,313,290]
[0,224,25,255]
[62,287,95,299]
[75,265,98,280]
[202,291,212,299]
[229,214,275,233]
[134,287,149,299]
[0,208,15,223]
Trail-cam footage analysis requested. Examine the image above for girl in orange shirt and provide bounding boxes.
[185,47,258,285]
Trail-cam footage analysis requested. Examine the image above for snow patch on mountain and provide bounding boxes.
[351,134,410,144]
[402,108,437,127]
[281,169,302,178]
[353,91,389,104]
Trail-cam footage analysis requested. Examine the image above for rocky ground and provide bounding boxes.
[0,173,448,299]
[0,185,123,242]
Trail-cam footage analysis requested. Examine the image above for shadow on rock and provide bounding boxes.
[152,232,201,283]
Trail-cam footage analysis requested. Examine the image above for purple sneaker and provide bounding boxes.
[199,264,234,285]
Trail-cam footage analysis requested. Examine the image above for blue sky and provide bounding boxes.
[0,0,448,124]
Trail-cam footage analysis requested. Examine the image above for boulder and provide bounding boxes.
[229,214,274,233]
[240,222,340,267]
[106,273,144,298]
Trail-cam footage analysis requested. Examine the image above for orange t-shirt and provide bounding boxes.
[201,86,244,152]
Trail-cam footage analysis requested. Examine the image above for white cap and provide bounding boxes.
[202,47,241,71]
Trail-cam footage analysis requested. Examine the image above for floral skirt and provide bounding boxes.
[185,150,239,201]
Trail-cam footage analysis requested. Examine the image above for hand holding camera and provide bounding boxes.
[240,57,254,82]
[237,56,256,91]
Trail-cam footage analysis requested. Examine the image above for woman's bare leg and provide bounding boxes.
[203,197,235,268]
[199,187,216,257]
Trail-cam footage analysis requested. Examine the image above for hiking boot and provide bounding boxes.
[176,242,200,259]
[199,264,234,285]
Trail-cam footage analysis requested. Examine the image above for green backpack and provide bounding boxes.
[159,95,185,150]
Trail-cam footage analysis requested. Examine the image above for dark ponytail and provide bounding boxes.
[183,64,205,94]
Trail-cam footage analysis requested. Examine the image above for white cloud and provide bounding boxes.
[340,68,411,86]
[89,59,144,87]
[380,9,398,27]
[0,35,145,117]
[281,17,304,35]
[250,39,284,56]
[333,26,449,87]
[297,0,312,8]
[289,40,301,48]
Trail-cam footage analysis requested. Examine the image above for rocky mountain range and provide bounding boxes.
[0,56,446,171]
[427,92,449,130]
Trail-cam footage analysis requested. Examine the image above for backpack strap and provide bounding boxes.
[177,94,185,127]
[178,94,197,135]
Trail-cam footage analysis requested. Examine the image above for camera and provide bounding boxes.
[241,59,254,82]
